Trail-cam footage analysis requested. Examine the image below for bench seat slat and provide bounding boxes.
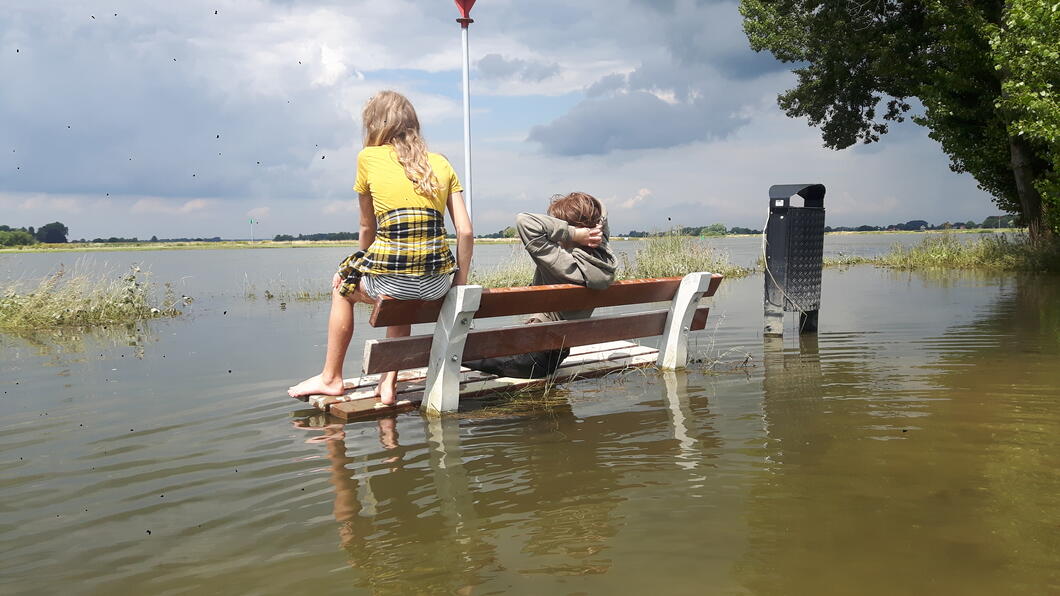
[363,306,711,375]
[368,275,722,327]
[330,341,661,420]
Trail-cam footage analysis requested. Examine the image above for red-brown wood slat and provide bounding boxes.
[363,306,711,374]
[368,275,722,327]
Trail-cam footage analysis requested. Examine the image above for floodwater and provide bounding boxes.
[2,236,1058,595]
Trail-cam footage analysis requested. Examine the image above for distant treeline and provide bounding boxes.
[622,215,1017,237]
[482,224,765,238]
[5,213,1013,249]
[273,232,359,241]
[0,222,68,246]
[78,236,224,243]
[625,224,761,237]
[827,215,1018,232]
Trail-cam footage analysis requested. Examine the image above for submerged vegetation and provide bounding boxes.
[470,234,752,290]
[875,233,1060,272]
[620,234,750,280]
[469,247,536,288]
[0,265,183,330]
[242,275,333,303]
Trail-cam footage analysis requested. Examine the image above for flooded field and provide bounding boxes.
[2,236,1058,594]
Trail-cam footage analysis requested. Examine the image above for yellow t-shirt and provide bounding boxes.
[353,145,462,213]
[349,145,463,276]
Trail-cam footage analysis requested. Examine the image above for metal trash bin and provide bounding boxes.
[763,183,825,337]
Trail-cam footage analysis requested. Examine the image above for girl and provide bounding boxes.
[289,91,473,405]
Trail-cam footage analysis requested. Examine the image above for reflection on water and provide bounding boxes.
[739,276,1060,594]
[2,322,154,363]
[2,262,1060,593]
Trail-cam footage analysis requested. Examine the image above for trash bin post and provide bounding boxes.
[763,184,826,337]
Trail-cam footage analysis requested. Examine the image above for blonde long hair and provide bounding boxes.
[362,91,440,197]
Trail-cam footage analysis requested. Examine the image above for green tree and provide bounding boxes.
[35,221,69,243]
[0,230,36,246]
[990,0,1060,233]
[701,223,728,237]
[740,0,1059,240]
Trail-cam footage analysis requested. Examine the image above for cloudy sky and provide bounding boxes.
[1,0,998,240]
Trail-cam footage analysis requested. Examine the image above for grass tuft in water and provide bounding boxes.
[243,275,332,302]
[822,253,874,268]
[620,234,750,280]
[0,265,183,330]
[469,247,536,288]
[471,235,749,289]
[875,233,1060,272]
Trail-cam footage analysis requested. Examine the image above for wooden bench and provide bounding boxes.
[293,272,723,420]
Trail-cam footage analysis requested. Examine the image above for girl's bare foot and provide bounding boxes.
[376,372,398,406]
[288,374,345,398]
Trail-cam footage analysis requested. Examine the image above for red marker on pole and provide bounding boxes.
[454,0,476,224]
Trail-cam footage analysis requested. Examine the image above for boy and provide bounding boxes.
[465,192,617,378]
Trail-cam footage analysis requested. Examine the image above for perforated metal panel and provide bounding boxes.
[764,184,826,331]
[783,208,824,311]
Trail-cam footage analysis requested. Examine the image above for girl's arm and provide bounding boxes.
[447,191,473,286]
[358,192,376,251]
[332,193,377,290]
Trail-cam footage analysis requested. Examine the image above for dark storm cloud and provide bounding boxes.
[527,91,743,155]
[521,0,789,156]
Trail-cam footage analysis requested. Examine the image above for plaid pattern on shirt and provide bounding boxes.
[353,207,456,276]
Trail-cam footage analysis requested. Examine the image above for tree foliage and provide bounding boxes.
[0,230,36,246]
[990,0,1060,232]
[35,221,69,243]
[740,0,1059,238]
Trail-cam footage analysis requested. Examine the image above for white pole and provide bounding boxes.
[460,22,473,224]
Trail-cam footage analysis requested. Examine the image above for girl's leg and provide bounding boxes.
[377,324,412,405]
[288,288,357,398]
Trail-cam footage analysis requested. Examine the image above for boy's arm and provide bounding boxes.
[516,212,585,284]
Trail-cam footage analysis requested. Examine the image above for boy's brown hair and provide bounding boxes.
[547,192,603,228]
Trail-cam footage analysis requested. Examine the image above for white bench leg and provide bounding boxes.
[423,284,482,415]
[658,272,713,370]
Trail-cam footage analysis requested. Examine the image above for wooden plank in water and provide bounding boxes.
[298,342,649,413]
[327,341,659,421]
[363,306,710,375]
[368,276,720,327]
[297,342,645,410]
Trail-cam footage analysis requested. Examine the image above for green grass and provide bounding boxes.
[469,236,750,289]
[242,274,333,302]
[822,253,874,268]
[0,265,183,330]
[875,233,1060,272]
[469,247,536,288]
[618,234,750,280]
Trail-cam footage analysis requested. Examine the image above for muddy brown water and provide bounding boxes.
[2,237,1058,594]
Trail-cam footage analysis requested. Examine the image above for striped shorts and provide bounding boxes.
[361,273,453,301]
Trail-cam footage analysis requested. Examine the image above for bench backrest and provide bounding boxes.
[364,272,724,414]
[369,277,707,327]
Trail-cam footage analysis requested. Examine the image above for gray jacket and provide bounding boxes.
[515,212,618,321]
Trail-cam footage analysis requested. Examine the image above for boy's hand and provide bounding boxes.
[572,225,603,248]
[332,273,342,289]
